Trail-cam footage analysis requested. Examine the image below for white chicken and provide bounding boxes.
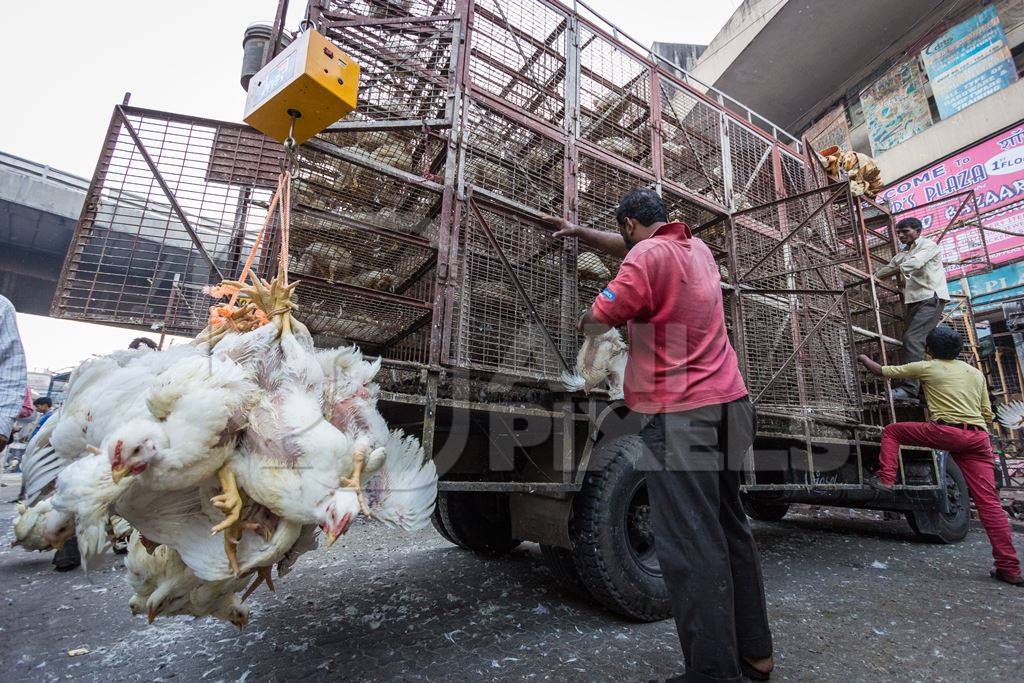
[21,270,439,627]
[197,277,364,570]
[11,499,59,551]
[319,346,389,467]
[123,532,250,627]
[361,429,437,531]
[562,328,628,400]
[117,477,303,582]
[20,344,205,506]
[104,353,258,492]
[296,241,353,282]
[45,451,135,569]
[997,401,1024,430]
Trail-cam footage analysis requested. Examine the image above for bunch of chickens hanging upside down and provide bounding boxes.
[14,272,438,627]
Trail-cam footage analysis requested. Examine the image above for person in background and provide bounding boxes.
[873,217,949,401]
[0,295,28,456]
[28,396,54,439]
[129,337,158,350]
[548,188,774,682]
[858,325,1022,587]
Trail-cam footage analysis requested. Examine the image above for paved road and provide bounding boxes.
[2,473,1022,682]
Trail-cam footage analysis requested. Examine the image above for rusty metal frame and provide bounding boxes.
[116,106,224,279]
[58,1,956,497]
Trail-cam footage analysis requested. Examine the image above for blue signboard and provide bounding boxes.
[948,260,1024,310]
[922,6,1018,120]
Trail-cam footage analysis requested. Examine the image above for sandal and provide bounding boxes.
[740,657,773,681]
[990,569,1024,587]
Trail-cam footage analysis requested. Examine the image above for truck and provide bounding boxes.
[51,0,971,621]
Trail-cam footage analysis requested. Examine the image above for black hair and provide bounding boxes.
[926,325,962,360]
[895,217,923,234]
[129,337,158,350]
[33,396,52,407]
[615,188,668,228]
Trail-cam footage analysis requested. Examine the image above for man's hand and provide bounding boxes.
[543,215,580,239]
[857,354,884,377]
[578,311,611,336]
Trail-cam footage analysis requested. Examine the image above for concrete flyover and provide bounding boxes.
[0,151,87,316]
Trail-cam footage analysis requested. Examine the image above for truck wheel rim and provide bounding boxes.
[625,479,660,577]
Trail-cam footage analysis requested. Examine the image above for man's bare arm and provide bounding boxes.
[858,354,885,377]
[543,217,628,258]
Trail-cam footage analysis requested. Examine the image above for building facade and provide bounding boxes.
[688,0,1024,402]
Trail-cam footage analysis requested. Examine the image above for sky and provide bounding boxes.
[0,0,739,371]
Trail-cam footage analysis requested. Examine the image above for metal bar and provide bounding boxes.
[322,13,458,27]
[116,106,224,280]
[326,117,451,131]
[934,192,975,245]
[437,481,577,492]
[268,0,290,62]
[289,270,433,309]
[466,194,573,374]
[739,186,846,281]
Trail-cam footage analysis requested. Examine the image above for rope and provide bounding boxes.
[227,171,283,306]
[210,114,298,327]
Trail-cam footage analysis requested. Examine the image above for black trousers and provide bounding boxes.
[900,294,946,394]
[640,398,773,683]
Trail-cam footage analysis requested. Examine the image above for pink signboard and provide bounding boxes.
[880,121,1024,267]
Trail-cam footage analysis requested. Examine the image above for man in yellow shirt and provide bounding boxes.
[858,325,1021,587]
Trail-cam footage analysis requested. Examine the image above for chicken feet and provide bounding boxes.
[340,450,373,518]
[210,465,243,534]
[241,565,275,602]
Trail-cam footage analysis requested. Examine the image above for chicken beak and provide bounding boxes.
[325,512,353,548]
[147,605,158,624]
[110,467,131,484]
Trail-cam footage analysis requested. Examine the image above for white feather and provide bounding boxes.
[997,400,1024,430]
[363,430,438,531]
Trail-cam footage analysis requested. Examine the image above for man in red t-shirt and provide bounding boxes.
[548,188,773,683]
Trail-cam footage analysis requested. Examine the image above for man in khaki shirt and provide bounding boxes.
[874,217,949,401]
[859,325,1021,587]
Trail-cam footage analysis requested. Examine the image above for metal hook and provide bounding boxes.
[283,109,301,169]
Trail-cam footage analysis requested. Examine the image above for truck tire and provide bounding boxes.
[905,458,970,544]
[569,435,671,622]
[437,490,521,556]
[741,497,791,522]
[540,544,592,600]
[430,506,458,545]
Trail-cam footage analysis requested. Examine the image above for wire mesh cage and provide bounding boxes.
[578,26,652,169]
[451,199,576,381]
[54,106,284,335]
[58,0,903,439]
[659,80,725,207]
[316,1,459,125]
[462,98,565,215]
[468,0,570,127]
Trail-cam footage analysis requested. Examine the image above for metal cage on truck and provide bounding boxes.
[51,0,971,620]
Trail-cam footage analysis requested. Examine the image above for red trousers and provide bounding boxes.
[880,421,1020,578]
